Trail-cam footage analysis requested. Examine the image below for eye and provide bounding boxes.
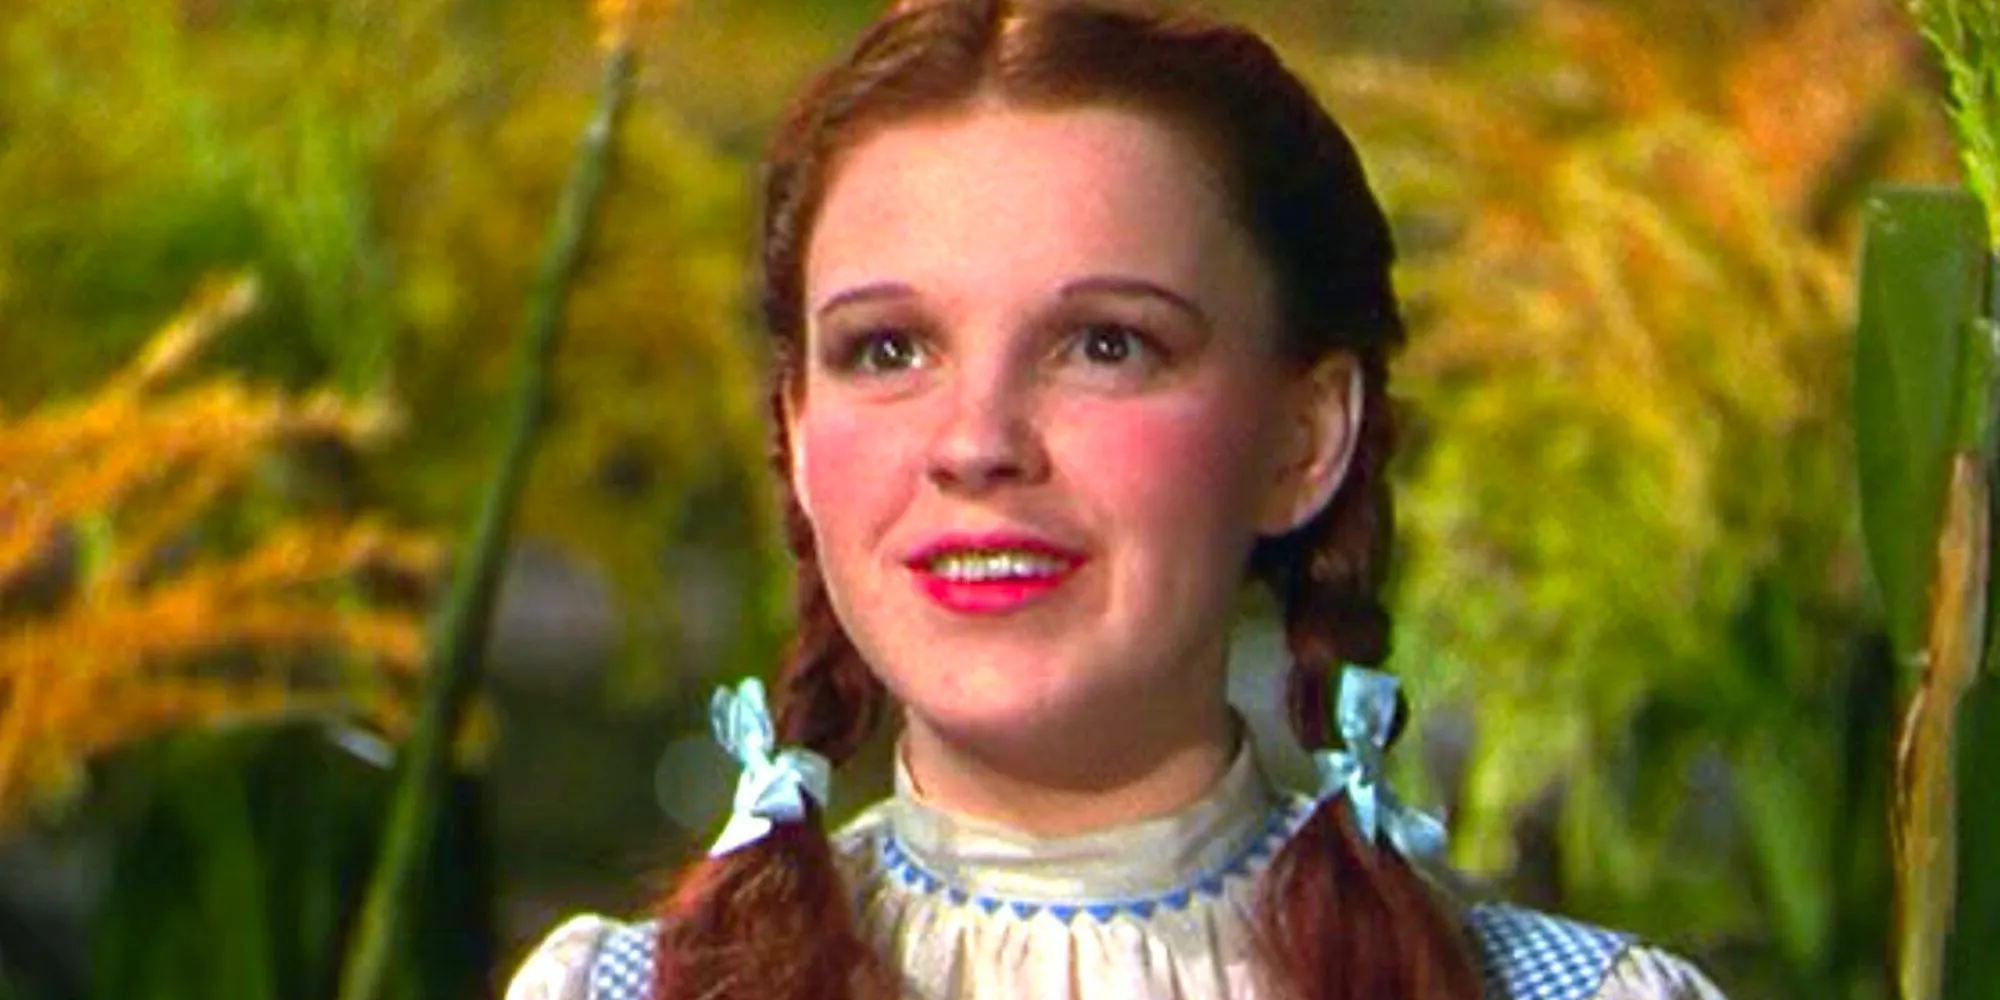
[1065,323,1162,370]
[832,328,929,375]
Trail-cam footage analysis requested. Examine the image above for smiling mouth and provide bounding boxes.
[925,549,1072,582]
[906,544,1085,614]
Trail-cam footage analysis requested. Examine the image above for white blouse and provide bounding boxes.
[505,748,1728,1000]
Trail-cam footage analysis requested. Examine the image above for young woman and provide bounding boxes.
[505,1,1731,998]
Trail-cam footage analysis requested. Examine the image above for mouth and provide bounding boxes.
[903,533,1088,614]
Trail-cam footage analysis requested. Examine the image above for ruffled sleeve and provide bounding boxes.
[503,915,614,1000]
[1596,945,1730,1000]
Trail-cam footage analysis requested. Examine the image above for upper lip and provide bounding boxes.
[902,531,1089,569]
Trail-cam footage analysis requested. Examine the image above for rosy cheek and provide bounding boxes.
[1055,394,1271,526]
[794,405,918,535]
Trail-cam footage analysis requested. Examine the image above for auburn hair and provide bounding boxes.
[652,2,1481,999]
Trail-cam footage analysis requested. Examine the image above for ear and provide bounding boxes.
[1257,356,1363,536]
[781,379,816,525]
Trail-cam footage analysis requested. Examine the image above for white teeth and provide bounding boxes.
[929,550,1067,582]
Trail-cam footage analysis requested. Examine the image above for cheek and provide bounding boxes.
[1058,391,1276,537]
[793,405,918,540]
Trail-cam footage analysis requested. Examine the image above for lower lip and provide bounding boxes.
[912,566,1079,614]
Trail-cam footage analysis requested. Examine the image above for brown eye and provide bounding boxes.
[1081,325,1136,364]
[1051,321,1170,391]
[840,329,927,374]
[1068,323,1160,368]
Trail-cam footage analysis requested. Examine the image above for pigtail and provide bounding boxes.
[1249,371,1481,1000]
[649,381,892,1000]
[648,572,890,1000]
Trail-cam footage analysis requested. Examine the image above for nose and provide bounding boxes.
[924,368,1049,493]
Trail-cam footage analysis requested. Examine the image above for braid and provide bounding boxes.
[1251,354,1397,747]
[649,388,890,1000]
[651,619,888,1000]
[773,564,887,760]
[1249,364,1481,1000]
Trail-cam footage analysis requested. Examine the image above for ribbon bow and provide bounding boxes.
[706,678,832,857]
[1311,666,1448,863]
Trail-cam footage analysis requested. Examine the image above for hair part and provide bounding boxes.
[655,2,1477,999]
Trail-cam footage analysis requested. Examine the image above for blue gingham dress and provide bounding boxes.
[505,750,1724,1000]
[512,902,1713,1000]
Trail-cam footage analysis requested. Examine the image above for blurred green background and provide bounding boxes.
[0,0,1968,997]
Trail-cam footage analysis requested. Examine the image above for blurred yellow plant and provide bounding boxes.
[1304,0,1953,916]
[1,0,778,706]
[0,274,440,822]
[592,0,676,52]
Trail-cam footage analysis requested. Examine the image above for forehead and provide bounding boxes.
[804,105,1271,316]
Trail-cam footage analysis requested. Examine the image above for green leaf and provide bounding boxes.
[1854,187,1991,667]
[1945,677,2000,1000]
[88,724,495,1000]
[1733,736,1834,968]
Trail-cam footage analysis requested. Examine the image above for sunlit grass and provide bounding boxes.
[1307,4,1948,967]
[0,275,439,822]
[1905,0,2000,243]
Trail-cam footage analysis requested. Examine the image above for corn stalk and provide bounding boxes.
[332,25,639,1000]
[1857,185,1999,1000]
[1867,6,2000,1000]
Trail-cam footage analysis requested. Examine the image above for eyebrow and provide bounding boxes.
[810,275,1212,327]
[1060,276,1211,329]
[812,282,916,322]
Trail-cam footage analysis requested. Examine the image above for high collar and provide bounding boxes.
[876,740,1285,906]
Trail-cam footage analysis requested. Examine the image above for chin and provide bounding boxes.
[897,678,1063,731]
[894,669,1133,746]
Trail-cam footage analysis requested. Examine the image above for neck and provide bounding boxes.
[898,693,1241,837]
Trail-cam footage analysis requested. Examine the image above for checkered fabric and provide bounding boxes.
[1464,902,1633,1000]
[588,918,659,1000]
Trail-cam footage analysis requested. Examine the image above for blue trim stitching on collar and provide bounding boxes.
[873,796,1316,925]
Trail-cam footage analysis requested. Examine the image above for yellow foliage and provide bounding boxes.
[1723,0,1914,213]
[593,0,678,52]
[1304,0,1952,895]
[1,0,788,703]
[0,276,439,822]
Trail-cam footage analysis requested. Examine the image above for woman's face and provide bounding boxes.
[790,105,1350,764]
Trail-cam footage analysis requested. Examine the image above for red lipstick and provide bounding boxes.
[903,532,1087,614]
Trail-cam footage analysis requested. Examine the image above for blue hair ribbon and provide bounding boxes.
[1311,665,1448,863]
[706,678,832,857]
